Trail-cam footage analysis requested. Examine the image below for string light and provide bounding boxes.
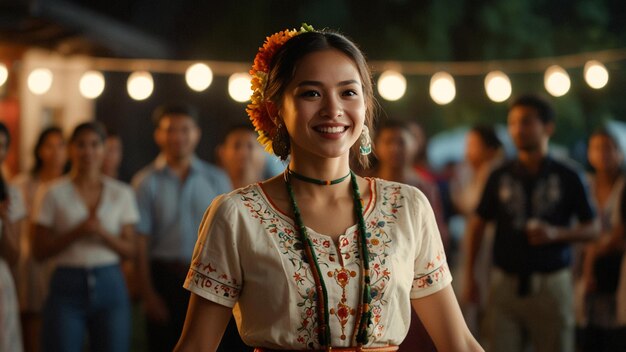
[27,68,54,95]
[79,70,105,99]
[584,60,609,89]
[484,71,512,102]
[228,72,252,102]
[0,64,7,87]
[185,63,213,92]
[12,47,626,103]
[430,71,456,105]
[127,71,154,101]
[377,70,407,101]
[544,65,571,97]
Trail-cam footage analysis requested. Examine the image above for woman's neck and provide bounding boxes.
[595,168,620,187]
[287,154,352,198]
[38,166,64,182]
[71,168,101,186]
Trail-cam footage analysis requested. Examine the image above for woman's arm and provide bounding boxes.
[32,222,90,261]
[173,293,234,352]
[412,285,484,352]
[93,223,135,259]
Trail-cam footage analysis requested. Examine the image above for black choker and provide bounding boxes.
[286,168,351,186]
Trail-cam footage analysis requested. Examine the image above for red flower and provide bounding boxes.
[337,306,349,319]
[336,271,349,285]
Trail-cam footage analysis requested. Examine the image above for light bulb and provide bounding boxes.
[377,70,407,101]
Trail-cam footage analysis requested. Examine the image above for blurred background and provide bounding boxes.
[1,0,626,181]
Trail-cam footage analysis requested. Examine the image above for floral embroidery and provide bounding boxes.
[184,180,452,348]
[412,249,448,289]
[236,182,408,347]
[328,268,358,340]
[361,183,402,340]
[187,259,241,299]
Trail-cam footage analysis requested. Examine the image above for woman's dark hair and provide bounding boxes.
[469,125,502,150]
[69,121,107,144]
[32,126,64,175]
[264,30,377,168]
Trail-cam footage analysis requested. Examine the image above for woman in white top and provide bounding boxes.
[575,129,625,351]
[11,126,67,352]
[174,26,482,352]
[0,122,27,352]
[33,122,139,352]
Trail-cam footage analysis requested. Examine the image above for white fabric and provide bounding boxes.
[33,176,139,268]
[574,175,625,327]
[11,173,58,312]
[184,178,451,349]
[0,185,26,352]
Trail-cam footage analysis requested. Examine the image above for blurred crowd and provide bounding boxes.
[0,94,625,352]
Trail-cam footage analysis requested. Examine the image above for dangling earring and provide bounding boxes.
[272,120,291,160]
[359,125,372,156]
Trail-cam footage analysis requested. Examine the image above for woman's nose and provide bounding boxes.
[319,95,343,119]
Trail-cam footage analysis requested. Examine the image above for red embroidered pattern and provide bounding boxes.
[187,259,241,300]
[412,248,448,289]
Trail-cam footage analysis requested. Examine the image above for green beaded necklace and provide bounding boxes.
[284,169,372,349]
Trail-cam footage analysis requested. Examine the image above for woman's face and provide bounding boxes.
[588,134,622,173]
[375,127,415,169]
[69,130,104,173]
[38,132,67,170]
[280,49,366,162]
[465,131,488,169]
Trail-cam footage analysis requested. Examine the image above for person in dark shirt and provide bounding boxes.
[462,94,599,352]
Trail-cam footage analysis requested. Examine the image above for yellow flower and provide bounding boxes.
[246,24,314,154]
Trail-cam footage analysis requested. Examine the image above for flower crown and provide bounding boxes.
[246,23,315,155]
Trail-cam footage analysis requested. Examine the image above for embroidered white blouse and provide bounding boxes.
[184,178,451,349]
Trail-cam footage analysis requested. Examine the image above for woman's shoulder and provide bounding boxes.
[371,177,428,201]
[208,183,264,215]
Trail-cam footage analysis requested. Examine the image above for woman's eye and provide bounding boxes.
[343,89,358,96]
[300,90,321,98]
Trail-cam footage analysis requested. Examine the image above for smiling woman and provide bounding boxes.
[174,25,483,352]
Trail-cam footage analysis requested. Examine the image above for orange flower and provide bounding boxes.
[246,24,314,154]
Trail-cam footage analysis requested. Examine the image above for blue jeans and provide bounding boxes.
[41,264,130,352]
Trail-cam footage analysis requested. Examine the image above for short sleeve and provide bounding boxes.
[120,186,140,225]
[132,174,153,236]
[183,194,243,308]
[409,188,452,299]
[33,186,56,228]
